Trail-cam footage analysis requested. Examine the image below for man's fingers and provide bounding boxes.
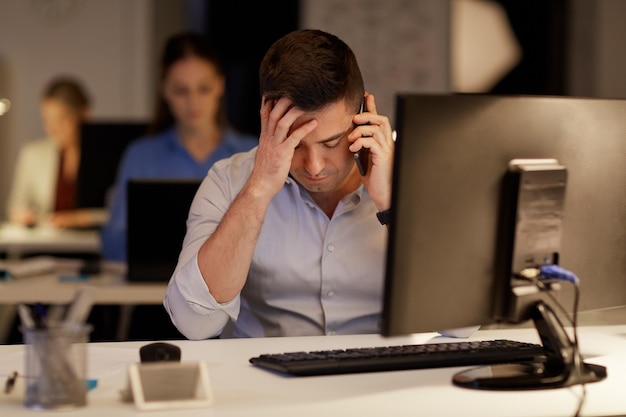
[285,118,317,148]
[365,93,377,114]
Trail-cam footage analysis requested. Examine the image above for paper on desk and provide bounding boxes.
[0,346,139,379]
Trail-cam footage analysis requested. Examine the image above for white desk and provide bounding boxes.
[0,224,100,260]
[1,326,626,416]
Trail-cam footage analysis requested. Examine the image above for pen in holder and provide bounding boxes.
[21,324,92,410]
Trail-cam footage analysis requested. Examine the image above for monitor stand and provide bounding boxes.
[452,301,607,390]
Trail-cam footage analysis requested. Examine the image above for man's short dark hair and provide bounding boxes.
[259,29,365,113]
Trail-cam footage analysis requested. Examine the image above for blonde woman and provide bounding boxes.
[6,77,106,228]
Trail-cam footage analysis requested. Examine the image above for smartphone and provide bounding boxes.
[354,99,370,176]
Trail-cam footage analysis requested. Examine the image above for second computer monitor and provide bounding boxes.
[76,121,148,209]
[383,93,626,337]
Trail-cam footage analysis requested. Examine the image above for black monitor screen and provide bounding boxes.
[76,121,148,209]
[126,179,202,283]
[383,94,626,338]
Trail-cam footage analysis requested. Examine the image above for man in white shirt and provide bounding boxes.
[164,29,394,339]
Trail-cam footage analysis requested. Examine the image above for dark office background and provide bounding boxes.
[491,0,569,95]
[200,0,570,136]
[204,1,300,137]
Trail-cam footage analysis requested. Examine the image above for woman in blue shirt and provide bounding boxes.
[101,32,258,261]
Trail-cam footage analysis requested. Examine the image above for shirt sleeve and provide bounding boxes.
[164,151,255,339]
[164,252,240,340]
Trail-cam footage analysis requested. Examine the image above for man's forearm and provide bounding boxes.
[197,183,272,303]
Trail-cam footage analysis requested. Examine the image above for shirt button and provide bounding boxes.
[327,244,335,252]
[327,290,335,297]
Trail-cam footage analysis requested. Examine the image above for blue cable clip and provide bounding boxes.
[539,264,580,285]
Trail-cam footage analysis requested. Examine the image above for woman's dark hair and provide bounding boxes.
[150,31,227,133]
[42,76,90,113]
[259,29,365,113]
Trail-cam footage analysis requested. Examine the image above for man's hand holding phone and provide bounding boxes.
[349,93,394,212]
[353,99,370,176]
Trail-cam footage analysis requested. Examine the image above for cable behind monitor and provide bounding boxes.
[453,160,607,394]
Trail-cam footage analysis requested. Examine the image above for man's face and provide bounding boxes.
[288,99,360,195]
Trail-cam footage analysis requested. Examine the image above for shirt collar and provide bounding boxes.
[284,175,366,209]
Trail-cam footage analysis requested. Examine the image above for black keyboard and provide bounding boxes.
[249,339,546,376]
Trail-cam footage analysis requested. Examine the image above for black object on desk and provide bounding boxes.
[140,342,181,362]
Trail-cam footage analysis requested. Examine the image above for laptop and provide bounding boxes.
[126,179,202,282]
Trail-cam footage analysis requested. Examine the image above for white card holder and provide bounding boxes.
[125,361,214,411]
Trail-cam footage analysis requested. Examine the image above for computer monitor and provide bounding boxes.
[126,179,202,283]
[76,121,148,209]
[383,93,626,389]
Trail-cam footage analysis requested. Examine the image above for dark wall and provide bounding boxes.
[204,1,300,136]
[206,1,571,129]
[490,0,569,95]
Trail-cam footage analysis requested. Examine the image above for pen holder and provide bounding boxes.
[21,324,92,410]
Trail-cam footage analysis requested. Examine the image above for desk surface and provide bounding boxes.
[0,224,100,259]
[1,326,625,416]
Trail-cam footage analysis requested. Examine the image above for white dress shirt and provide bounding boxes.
[6,138,59,220]
[6,137,107,225]
[164,147,388,339]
